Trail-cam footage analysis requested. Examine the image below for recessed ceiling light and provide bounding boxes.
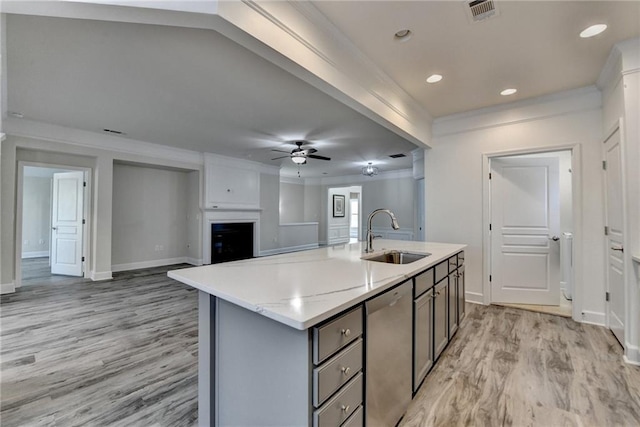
[500,88,517,96]
[9,111,24,118]
[426,74,443,84]
[580,24,607,38]
[394,29,412,42]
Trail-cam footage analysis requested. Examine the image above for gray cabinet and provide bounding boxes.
[448,269,458,338]
[413,289,433,392]
[458,264,466,322]
[433,280,448,360]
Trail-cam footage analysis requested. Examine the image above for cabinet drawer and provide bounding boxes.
[435,260,448,284]
[313,339,363,407]
[414,268,434,297]
[457,251,465,267]
[448,255,458,273]
[313,307,363,365]
[341,405,363,427]
[313,373,363,427]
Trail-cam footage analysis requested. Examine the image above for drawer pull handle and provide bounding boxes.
[341,366,351,376]
[341,328,351,337]
[341,404,350,413]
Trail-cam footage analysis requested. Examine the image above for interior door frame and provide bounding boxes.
[602,118,630,349]
[482,144,581,321]
[15,161,92,287]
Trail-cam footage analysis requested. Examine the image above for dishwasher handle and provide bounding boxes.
[366,281,412,314]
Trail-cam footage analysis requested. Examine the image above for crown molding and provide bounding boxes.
[5,117,204,166]
[204,152,279,175]
[304,168,414,186]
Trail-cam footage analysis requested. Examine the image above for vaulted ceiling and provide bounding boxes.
[4,1,639,177]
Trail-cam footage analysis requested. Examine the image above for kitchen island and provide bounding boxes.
[169,240,466,426]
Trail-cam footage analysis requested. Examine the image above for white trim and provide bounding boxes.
[623,344,640,366]
[0,282,16,294]
[112,257,190,273]
[597,45,623,90]
[21,251,49,259]
[482,144,582,320]
[15,161,93,288]
[90,271,113,281]
[304,168,414,186]
[259,243,320,257]
[186,257,203,266]
[433,86,601,137]
[6,118,204,166]
[204,152,278,176]
[580,310,606,326]
[464,291,485,305]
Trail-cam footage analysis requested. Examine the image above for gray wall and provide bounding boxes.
[260,173,280,252]
[111,163,189,267]
[279,182,305,223]
[22,176,51,256]
[186,170,201,262]
[361,177,416,230]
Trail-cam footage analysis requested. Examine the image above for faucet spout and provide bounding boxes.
[365,209,400,253]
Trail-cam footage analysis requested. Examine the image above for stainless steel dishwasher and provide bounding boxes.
[366,280,412,427]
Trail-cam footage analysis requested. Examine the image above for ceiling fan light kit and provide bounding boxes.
[271,141,331,165]
[362,163,379,177]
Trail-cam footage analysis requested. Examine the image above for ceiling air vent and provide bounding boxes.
[465,0,499,23]
[389,153,406,159]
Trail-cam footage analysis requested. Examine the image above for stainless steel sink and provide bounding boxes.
[362,250,430,265]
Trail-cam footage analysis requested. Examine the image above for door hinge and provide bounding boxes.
[489,275,492,282]
[82,219,86,225]
[602,160,607,170]
[489,223,492,231]
[604,226,609,235]
[605,292,610,302]
[82,256,85,262]
[83,181,87,187]
[489,172,492,179]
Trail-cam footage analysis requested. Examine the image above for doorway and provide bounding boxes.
[487,150,573,316]
[349,192,360,243]
[16,163,91,287]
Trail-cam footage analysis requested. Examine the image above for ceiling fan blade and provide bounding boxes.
[271,149,291,154]
[306,148,318,154]
[271,155,290,160]
[307,154,331,161]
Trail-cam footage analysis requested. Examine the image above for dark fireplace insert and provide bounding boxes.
[211,222,254,264]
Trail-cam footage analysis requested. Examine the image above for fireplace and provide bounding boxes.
[211,223,254,264]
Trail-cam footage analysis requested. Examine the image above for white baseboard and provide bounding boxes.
[186,257,203,266]
[91,271,113,281]
[1,282,16,294]
[22,251,49,259]
[111,257,189,273]
[260,244,320,257]
[624,344,640,366]
[465,291,485,305]
[580,310,606,326]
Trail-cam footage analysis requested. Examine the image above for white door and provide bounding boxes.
[51,171,84,276]
[491,157,560,305]
[604,128,625,345]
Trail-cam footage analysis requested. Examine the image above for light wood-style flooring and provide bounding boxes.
[1,263,198,426]
[3,263,639,426]
[402,303,640,427]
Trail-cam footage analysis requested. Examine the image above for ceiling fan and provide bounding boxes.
[271,141,331,165]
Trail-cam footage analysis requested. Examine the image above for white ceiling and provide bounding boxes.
[6,2,639,178]
[313,1,640,117]
[6,14,417,178]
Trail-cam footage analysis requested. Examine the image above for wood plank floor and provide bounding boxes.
[3,263,639,426]
[401,304,640,427]
[1,264,198,426]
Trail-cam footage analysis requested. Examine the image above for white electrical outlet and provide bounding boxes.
[39,239,45,245]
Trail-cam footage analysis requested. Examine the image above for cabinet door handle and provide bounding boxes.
[341,366,351,376]
[549,235,560,241]
[52,227,57,230]
[341,404,350,413]
[341,328,351,337]
[611,246,624,252]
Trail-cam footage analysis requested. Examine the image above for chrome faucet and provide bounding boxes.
[365,209,400,253]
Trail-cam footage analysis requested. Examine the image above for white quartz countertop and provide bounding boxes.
[168,240,466,330]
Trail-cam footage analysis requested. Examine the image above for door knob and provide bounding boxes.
[549,236,559,241]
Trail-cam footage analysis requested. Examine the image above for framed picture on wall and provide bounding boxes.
[333,195,345,217]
